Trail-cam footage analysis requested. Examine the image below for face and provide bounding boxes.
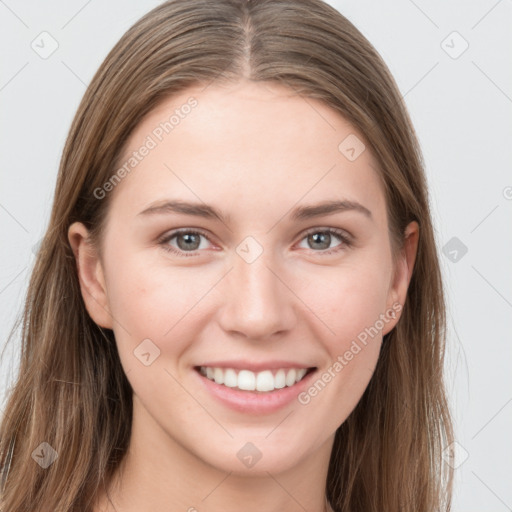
[69,79,416,477]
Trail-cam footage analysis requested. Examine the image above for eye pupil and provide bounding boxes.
[308,231,331,250]
[177,233,200,250]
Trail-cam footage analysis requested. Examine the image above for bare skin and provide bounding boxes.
[68,79,418,512]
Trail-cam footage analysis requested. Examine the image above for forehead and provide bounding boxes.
[109,80,386,227]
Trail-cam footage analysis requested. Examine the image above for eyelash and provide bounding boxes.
[157,227,353,258]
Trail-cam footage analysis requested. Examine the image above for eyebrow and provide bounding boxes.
[137,199,372,223]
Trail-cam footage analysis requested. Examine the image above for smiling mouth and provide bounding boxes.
[194,366,316,393]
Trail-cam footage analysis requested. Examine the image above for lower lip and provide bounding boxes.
[194,368,317,415]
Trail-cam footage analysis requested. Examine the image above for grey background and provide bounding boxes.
[1,1,511,510]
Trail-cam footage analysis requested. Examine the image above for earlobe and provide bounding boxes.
[67,222,113,329]
[383,221,419,335]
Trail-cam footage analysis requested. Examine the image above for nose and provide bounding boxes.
[217,247,297,341]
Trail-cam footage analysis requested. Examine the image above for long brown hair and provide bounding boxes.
[0,1,454,510]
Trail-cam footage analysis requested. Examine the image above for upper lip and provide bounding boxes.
[195,360,317,372]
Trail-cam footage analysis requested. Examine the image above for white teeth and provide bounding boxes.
[285,369,297,387]
[213,367,224,385]
[199,366,311,392]
[256,370,274,392]
[223,368,238,388]
[238,370,256,391]
[274,369,286,389]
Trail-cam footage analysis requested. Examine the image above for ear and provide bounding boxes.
[67,222,113,329]
[382,221,419,335]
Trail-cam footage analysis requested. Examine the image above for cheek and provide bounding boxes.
[104,251,215,355]
[299,254,392,348]
[290,276,389,437]
[293,258,391,427]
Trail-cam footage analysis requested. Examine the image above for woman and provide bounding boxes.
[0,0,454,510]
